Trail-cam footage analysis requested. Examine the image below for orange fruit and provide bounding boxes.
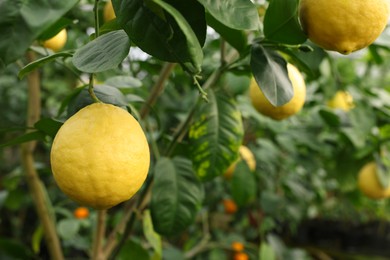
[231,241,244,252]
[223,199,238,214]
[73,207,89,219]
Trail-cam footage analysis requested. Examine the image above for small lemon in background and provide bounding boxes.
[327,90,354,112]
[250,64,306,120]
[224,146,256,179]
[43,29,67,52]
[358,162,390,199]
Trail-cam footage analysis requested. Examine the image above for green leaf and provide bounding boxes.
[32,225,43,254]
[0,238,34,259]
[250,44,293,106]
[189,90,244,181]
[319,108,341,127]
[73,30,130,73]
[206,12,247,53]
[151,157,204,236]
[260,191,283,215]
[259,242,276,260]
[57,219,80,240]
[143,210,162,260]
[34,118,63,138]
[197,0,260,30]
[118,239,150,260]
[0,131,46,148]
[0,191,8,210]
[231,161,257,206]
[153,0,204,73]
[18,52,73,79]
[0,0,78,67]
[113,0,205,74]
[263,0,306,45]
[105,76,143,89]
[67,85,128,117]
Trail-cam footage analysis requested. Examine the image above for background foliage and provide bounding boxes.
[2,0,390,259]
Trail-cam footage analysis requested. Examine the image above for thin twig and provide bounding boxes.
[92,210,107,260]
[21,52,64,260]
[140,63,176,119]
[102,201,135,257]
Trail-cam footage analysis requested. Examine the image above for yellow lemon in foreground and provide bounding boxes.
[250,64,306,120]
[43,29,67,52]
[358,162,390,199]
[104,0,116,22]
[327,91,354,112]
[299,0,390,54]
[224,146,256,179]
[51,103,150,209]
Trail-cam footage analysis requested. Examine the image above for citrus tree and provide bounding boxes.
[2,0,390,259]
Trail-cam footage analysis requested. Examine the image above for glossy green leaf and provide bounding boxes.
[73,30,130,73]
[206,12,247,53]
[0,0,78,67]
[189,89,244,181]
[151,157,204,236]
[18,52,73,79]
[231,161,257,206]
[197,0,260,30]
[113,0,205,74]
[263,0,306,44]
[250,44,293,106]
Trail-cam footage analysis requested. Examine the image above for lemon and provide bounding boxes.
[103,0,116,22]
[51,103,150,209]
[357,162,390,199]
[249,64,306,120]
[224,146,256,179]
[327,91,354,112]
[299,0,390,54]
[43,29,67,52]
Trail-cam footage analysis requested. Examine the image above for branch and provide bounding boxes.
[140,63,176,119]
[92,210,107,260]
[21,51,64,260]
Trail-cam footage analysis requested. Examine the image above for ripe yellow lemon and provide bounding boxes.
[299,0,390,54]
[43,29,67,52]
[327,91,354,112]
[103,0,116,22]
[51,103,150,209]
[250,64,306,120]
[224,146,256,179]
[357,162,390,199]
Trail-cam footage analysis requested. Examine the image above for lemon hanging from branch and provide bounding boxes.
[250,64,306,120]
[50,103,150,209]
[299,0,390,54]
